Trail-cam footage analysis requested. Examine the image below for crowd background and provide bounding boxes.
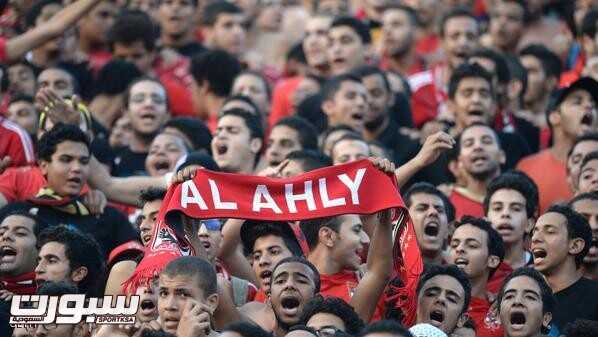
[1,0,598,337]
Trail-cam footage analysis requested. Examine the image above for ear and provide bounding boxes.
[542,312,553,332]
[322,99,335,117]
[39,160,49,176]
[568,237,586,256]
[487,254,500,269]
[548,109,561,128]
[206,293,219,315]
[507,80,523,101]
[250,137,263,155]
[71,266,88,283]
[319,227,336,248]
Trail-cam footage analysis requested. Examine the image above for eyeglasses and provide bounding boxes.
[315,326,340,337]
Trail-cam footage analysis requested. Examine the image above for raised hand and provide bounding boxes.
[414,131,455,167]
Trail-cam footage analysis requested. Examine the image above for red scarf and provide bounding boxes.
[1,272,37,295]
[125,160,409,293]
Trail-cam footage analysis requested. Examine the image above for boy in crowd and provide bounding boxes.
[484,171,538,292]
[137,188,166,246]
[157,0,205,58]
[567,133,598,194]
[320,74,369,133]
[299,295,365,336]
[569,192,598,280]
[447,216,505,337]
[327,16,371,76]
[531,205,598,330]
[265,117,319,168]
[404,182,454,265]
[200,1,246,58]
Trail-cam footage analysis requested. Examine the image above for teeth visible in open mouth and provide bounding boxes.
[281,297,300,309]
[455,258,468,267]
[0,246,16,256]
[532,249,547,259]
[260,270,272,279]
[510,311,526,325]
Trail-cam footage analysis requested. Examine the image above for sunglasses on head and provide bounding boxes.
[192,218,221,231]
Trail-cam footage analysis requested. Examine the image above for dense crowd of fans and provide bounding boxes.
[1,0,598,337]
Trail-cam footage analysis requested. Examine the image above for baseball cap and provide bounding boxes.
[409,323,448,337]
[547,77,598,113]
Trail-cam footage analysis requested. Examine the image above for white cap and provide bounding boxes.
[409,323,448,337]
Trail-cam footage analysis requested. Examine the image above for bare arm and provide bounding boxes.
[104,260,137,295]
[5,0,102,62]
[350,210,393,323]
[218,218,259,285]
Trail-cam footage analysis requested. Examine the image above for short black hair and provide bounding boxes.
[300,217,341,250]
[416,264,471,315]
[201,1,242,27]
[382,4,418,26]
[581,9,598,39]
[161,256,218,296]
[439,7,477,37]
[580,151,598,176]
[504,55,528,104]
[331,134,371,159]
[448,63,494,99]
[25,0,62,28]
[271,256,321,293]
[274,117,319,151]
[1,209,46,238]
[352,65,392,93]
[519,44,562,80]
[330,16,371,45]
[94,60,143,96]
[286,150,332,172]
[321,74,363,102]
[222,322,273,337]
[223,94,261,116]
[541,205,593,267]
[469,48,511,84]
[139,188,167,207]
[241,222,303,257]
[37,123,91,162]
[563,319,598,337]
[108,9,159,51]
[38,225,106,297]
[569,191,598,207]
[321,125,360,149]
[191,50,242,98]
[454,216,505,277]
[404,182,456,222]
[358,319,413,337]
[220,108,264,141]
[569,132,598,159]
[9,93,34,106]
[299,295,365,335]
[490,0,529,23]
[497,267,555,314]
[484,171,539,218]
[236,71,272,99]
[165,117,213,153]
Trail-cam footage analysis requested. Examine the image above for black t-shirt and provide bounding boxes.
[176,42,207,58]
[553,277,598,331]
[0,202,138,257]
[112,147,148,177]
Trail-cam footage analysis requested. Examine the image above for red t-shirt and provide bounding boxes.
[487,261,512,295]
[0,166,45,202]
[449,188,485,220]
[517,150,573,214]
[468,297,504,337]
[407,65,448,128]
[0,117,35,167]
[415,34,440,57]
[268,77,302,129]
[155,57,196,118]
[0,37,6,62]
[379,55,427,77]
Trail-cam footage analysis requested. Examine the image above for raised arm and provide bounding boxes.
[5,0,103,62]
[394,131,454,189]
[218,218,259,285]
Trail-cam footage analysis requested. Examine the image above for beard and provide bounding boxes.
[365,113,386,131]
[469,165,500,182]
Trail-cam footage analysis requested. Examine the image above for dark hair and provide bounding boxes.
[222,321,273,337]
[490,0,530,23]
[274,117,319,151]
[9,93,34,106]
[563,319,598,337]
[580,151,598,176]
[140,331,177,337]
[321,74,363,102]
[330,16,371,45]
[1,209,46,238]
[504,55,528,104]
[36,280,78,296]
[37,123,91,162]
[286,150,332,172]
[542,205,593,267]
[519,44,562,80]
[191,50,242,98]
[569,192,598,207]
[455,216,505,277]
[569,132,598,159]
[358,319,413,337]
[287,42,307,65]
[236,71,272,99]
[484,171,539,218]
[139,188,167,207]
[462,316,477,332]
[25,0,62,28]
[123,77,169,111]
[581,9,598,39]
[497,267,555,314]
[288,325,317,336]
[220,108,264,141]
[108,9,159,51]
[321,125,360,151]
[300,217,341,250]
[439,7,477,37]
[241,222,303,257]
[271,256,321,293]
[448,63,494,99]
[165,117,213,153]
[201,1,242,27]
[352,65,392,93]
[469,48,511,85]
[161,256,218,296]
[222,94,261,116]
[299,295,365,335]
[455,122,502,156]
[39,66,79,95]
[94,60,143,96]
[416,264,471,315]
[383,4,418,26]
[330,134,371,159]
[404,182,456,222]
[37,225,105,297]
[177,152,220,172]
